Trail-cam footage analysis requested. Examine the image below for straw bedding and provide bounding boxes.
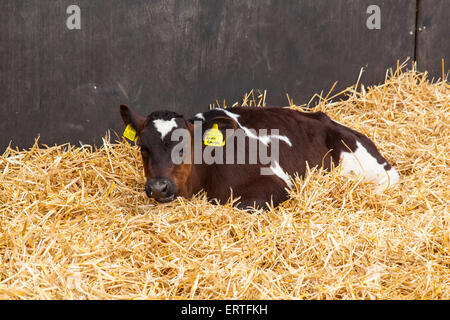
[0,65,449,299]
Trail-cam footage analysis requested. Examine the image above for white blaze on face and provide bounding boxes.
[340,141,400,191]
[153,118,178,140]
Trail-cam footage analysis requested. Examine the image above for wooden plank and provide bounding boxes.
[0,0,416,151]
[416,0,450,80]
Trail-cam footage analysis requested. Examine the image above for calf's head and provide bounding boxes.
[120,104,194,203]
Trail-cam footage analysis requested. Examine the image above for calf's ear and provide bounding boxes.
[120,104,146,132]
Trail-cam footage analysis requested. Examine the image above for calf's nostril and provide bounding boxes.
[145,183,152,197]
[149,180,169,196]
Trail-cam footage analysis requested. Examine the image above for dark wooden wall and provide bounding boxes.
[0,0,447,151]
[416,0,450,79]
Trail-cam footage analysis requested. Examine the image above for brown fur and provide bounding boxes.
[120,105,393,209]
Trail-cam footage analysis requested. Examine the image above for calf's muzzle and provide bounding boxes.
[145,177,177,203]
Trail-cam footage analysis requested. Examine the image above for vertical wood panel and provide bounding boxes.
[416,0,450,79]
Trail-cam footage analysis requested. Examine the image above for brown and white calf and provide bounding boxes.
[120,104,400,209]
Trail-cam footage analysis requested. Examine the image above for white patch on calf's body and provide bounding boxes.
[340,141,400,191]
[194,113,205,121]
[153,118,178,140]
[219,109,293,186]
[269,161,293,188]
[259,134,292,147]
[220,109,292,147]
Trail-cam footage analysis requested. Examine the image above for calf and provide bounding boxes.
[120,105,399,209]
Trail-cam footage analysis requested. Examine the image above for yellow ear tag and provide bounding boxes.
[204,123,225,147]
[123,124,138,142]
